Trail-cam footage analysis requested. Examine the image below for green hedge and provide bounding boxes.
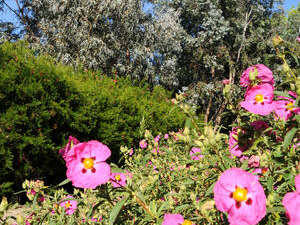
[0,41,188,197]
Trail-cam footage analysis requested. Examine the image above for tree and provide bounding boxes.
[25,0,187,90]
[3,0,286,124]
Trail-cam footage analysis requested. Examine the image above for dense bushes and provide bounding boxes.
[0,41,188,197]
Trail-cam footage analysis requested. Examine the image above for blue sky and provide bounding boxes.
[0,0,298,27]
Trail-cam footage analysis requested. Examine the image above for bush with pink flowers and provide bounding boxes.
[0,38,299,225]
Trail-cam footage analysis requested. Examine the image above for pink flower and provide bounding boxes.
[91,216,102,222]
[110,173,127,188]
[293,141,300,151]
[164,134,169,139]
[154,135,160,143]
[139,140,148,149]
[59,136,80,162]
[152,146,160,154]
[146,161,157,172]
[213,168,266,225]
[189,147,204,160]
[240,83,276,115]
[282,174,300,225]
[59,195,77,215]
[162,213,194,225]
[229,127,250,157]
[66,140,111,189]
[252,167,268,178]
[240,64,274,88]
[297,37,300,43]
[248,156,260,168]
[273,92,300,121]
[129,148,134,156]
[223,79,230,85]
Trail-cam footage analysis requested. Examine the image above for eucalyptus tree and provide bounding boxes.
[28,0,187,89]
[151,0,284,85]
[148,0,284,124]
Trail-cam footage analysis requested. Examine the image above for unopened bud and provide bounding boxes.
[16,215,25,224]
[272,35,283,46]
[0,197,8,212]
[223,84,231,97]
[282,62,289,72]
[249,68,258,81]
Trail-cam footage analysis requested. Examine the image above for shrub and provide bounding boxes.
[0,41,188,198]
[2,37,298,225]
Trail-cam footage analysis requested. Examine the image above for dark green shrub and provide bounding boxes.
[0,41,188,197]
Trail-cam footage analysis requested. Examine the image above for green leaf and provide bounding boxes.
[57,179,70,187]
[274,91,292,99]
[13,190,27,195]
[111,167,126,174]
[283,127,297,149]
[157,200,169,214]
[185,118,192,129]
[295,115,300,123]
[108,194,129,225]
[205,182,215,197]
[86,200,106,220]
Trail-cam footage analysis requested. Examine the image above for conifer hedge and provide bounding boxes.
[0,41,188,197]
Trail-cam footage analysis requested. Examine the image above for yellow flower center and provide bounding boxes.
[115,175,121,181]
[65,201,71,208]
[233,187,248,202]
[286,102,294,111]
[83,158,94,169]
[182,220,193,225]
[255,94,264,103]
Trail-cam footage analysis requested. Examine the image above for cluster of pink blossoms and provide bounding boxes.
[229,64,299,157]
[189,147,203,160]
[217,64,300,224]
[239,64,299,119]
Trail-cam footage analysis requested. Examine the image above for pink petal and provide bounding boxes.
[83,140,111,162]
[67,161,111,189]
[240,64,274,87]
[282,192,300,225]
[162,214,184,225]
[214,168,266,225]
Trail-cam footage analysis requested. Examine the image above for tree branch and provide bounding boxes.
[236,6,253,65]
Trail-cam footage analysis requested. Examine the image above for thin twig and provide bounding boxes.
[205,93,212,124]
[214,99,227,132]
[2,1,19,18]
[236,6,253,65]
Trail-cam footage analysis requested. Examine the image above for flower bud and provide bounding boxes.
[16,215,25,224]
[223,84,231,98]
[249,68,258,81]
[0,197,8,212]
[282,62,289,72]
[272,35,283,46]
